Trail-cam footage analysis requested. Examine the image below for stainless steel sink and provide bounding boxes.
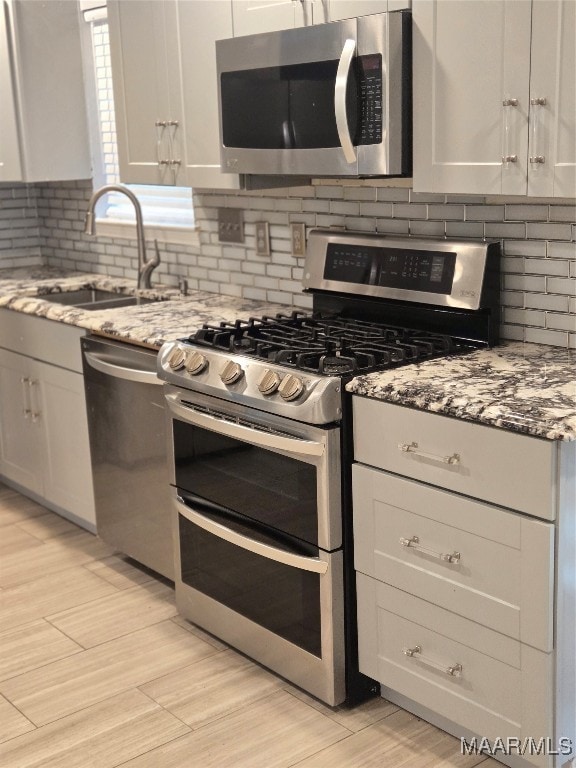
[40,289,155,310]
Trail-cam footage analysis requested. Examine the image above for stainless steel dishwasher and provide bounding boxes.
[81,335,174,580]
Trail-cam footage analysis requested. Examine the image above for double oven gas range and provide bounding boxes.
[157,229,500,707]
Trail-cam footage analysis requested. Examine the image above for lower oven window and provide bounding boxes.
[173,418,319,544]
[178,512,322,657]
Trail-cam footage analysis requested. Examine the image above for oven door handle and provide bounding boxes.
[335,38,357,165]
[175,497,329,575]
[165,392,325,457]
[83,351,162,386]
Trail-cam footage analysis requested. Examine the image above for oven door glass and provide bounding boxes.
[177,495,322,657]
[172,417,320,546]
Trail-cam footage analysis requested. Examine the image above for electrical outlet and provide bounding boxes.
[255,221,270,257]
[290,222,306,257]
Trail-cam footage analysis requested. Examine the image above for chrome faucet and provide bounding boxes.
[83,184,160,289]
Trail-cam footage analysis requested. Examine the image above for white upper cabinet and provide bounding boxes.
[0,0,90,183]
[317,1,406,24]
[108,0,240,190]
[413,0,576,197]
[176,0,240,190]
[231,0,308,36]
[107,0,186,186]
[528,0,576,197]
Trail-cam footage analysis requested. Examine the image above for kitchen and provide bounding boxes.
[0,0,575,766]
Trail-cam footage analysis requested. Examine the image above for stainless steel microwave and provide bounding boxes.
[216,11,412,178]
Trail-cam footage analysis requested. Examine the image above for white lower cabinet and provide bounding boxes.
[353,397,576,768]
[357,574,553,764]
[0,312,95,530]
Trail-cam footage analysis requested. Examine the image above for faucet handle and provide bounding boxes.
[152,239,161,267]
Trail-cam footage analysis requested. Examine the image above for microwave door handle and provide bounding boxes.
[175,496,329,575]
[335,38,357,164]
[83,350,163,386]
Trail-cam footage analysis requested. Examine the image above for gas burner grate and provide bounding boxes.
[187,312,468,376]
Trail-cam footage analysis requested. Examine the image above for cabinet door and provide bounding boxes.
[324,0,390,23]
[528,0,576,198]
[0,2,23,181]
[232,0,307,36]
[176,0,240,190]
[32,360,96,528]
[413,0,532,195]
[108,0,183,185]
[0,349,42,493]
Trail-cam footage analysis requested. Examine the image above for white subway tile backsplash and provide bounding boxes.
[376,187,410,202]
[485,222,527,239]
[546,277,576,296]
[525,327,569,346]
[504,239,547,257]
[547,241,576,259]
[393,203,426,219]
[444,221,484,238]
[524,258,570,276]
[330,201,360,216]
[343,186,376,201]
[408,220,445,237]
[549,205,576,222]
[427,204,464,220]
[546,313,576,332]
[375,218,410,234]
[526,222,573,240]
[525,293,570,312]
[505,204,549,221]
[1,180,574,350]
[466,205,505,221]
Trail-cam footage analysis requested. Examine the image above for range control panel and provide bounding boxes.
[303,229,500,311]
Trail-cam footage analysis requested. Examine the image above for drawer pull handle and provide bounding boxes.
[398,442,460,465]
[403,646,463,677]
[400,535,461,564]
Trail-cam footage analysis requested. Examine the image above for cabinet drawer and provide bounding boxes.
[353,398,556,520]
[0,309,85,373]
[353,464,554,651]
[357,574,554,767]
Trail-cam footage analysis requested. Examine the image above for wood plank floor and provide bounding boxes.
[0,482,500,768]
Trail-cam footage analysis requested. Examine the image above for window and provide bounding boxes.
[82,4,195,241]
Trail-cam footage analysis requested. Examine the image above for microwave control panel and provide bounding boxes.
[358,55,382,146]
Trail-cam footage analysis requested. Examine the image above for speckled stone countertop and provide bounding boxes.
[0,266,292,348]
[347,341,576,442]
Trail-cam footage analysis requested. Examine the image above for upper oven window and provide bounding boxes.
[173,418,319,546]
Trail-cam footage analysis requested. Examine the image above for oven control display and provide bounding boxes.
[323,245,372,284]
[377,249,456,294]
[324,244,456,294]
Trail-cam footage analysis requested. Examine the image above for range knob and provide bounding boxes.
[278,373,305,402]
[258,368,281,395]
[167,345,186,371]
[185,350,208,375]
[220,360,244,385]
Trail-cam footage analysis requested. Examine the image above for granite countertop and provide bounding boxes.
[346,341,576,442]
[0,266,292,348]
[3,267,575,442]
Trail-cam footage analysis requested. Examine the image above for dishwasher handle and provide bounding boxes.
[83,350,162,386]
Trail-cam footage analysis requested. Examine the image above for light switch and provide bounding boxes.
[218,208,244,243]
